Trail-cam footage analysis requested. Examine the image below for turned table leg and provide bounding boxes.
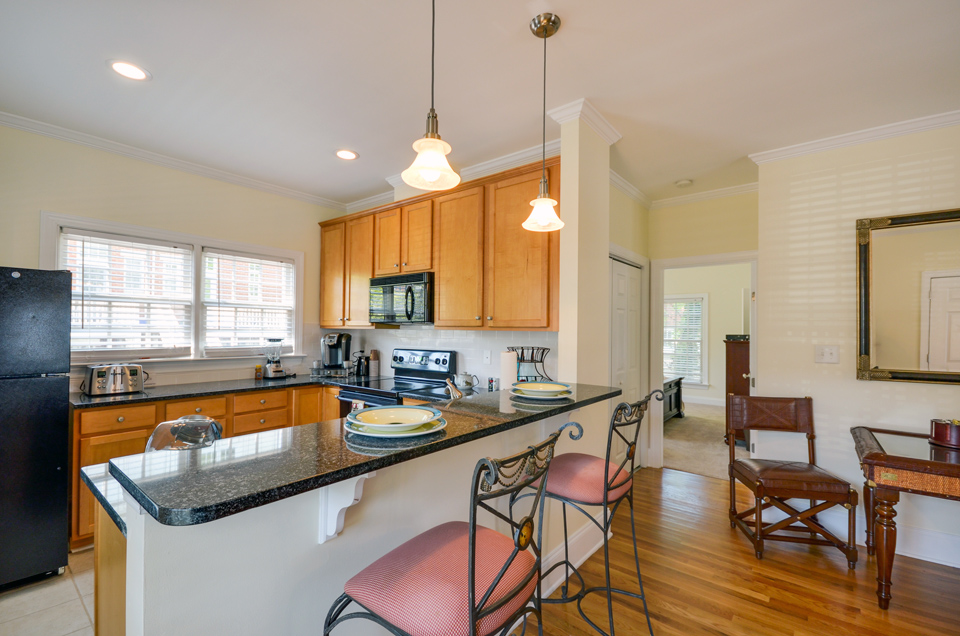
[863,481,875,556]
[874,488,899,610]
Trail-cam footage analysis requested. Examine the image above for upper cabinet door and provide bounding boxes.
[400,200,433,273]
[434,187,485,328]
[373,209,401,277]
[320,222,346,328]
[345,215,374,327]
[484,167,556,328]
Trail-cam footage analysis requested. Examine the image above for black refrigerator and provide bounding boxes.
[0,266,71,587]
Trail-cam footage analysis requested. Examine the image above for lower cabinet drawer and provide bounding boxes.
[165,397,227,420]
[234,408,289,435]
[234,390,288,414]
[79,404,157,436]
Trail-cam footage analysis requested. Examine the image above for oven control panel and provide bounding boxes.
[391,349,456,374]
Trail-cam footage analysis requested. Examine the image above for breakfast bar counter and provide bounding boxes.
[89,384,623,636]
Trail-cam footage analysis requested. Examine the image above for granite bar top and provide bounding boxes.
[80,463,129,535]
[69,375,478,408]
[108,384,621,527]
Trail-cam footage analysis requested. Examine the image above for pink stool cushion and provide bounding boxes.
[345,521,537,636]
[545,453,632,504]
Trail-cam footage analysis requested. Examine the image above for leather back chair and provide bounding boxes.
[727,394,858,568]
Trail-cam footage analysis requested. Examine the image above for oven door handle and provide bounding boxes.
[404,285,414,321]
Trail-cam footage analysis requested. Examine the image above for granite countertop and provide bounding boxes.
[80,462,129,535]
[69,375,477,408]
[106,384,621,527]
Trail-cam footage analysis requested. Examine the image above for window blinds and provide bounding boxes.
[59,229,193,358]
[201,249,295,356]
[663,297,704,384]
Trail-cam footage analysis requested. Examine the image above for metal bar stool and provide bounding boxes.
[323,421,583,636]
[536,391,663,636]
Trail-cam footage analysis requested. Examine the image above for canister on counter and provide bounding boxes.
[255,364,263,380]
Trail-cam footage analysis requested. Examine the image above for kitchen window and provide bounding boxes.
[41,212,303,362]
[663,294,707,386]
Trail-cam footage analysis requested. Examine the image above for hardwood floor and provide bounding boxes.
[538,468,960,636]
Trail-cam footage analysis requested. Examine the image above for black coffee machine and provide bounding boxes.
[322,333,352,369]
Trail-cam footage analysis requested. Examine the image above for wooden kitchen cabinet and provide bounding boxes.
[79,403,156,436]
[344,215,374,328]
[322,386,341,421]
[484,167,558,328]
[374,201,434,277]
[234,409,289,435]
[165,396,230,436]
[434,186,485,327]
[76,427,154,539]
[320,222,346,328]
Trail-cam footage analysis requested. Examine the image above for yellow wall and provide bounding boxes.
[609,185,649,257]
[757,123,960,546]
[0,125,342,321]
[648,191,758,259]
[664,263,752,402]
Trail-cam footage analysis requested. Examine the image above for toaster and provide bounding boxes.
[83,363,144,396]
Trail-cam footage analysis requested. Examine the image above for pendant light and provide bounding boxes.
[523,13,564,232]
[401,0,461,191]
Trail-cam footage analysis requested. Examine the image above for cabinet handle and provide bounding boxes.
[260,399,266,404]
[394,263,399,267]
[195,407,202,413]
[475,316,481,320]
[402,262,407,266]
[260,418,266,424]
[117,416,124,423]
[487,316,492,320]
[742,373,750,379]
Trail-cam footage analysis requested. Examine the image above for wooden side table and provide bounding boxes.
[850,427,960,609]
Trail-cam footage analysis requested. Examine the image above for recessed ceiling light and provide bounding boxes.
[109,60,151,81]
[674,179,694,188]
[336,150,358,160]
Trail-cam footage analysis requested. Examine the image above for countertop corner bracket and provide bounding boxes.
[318,472,376,544]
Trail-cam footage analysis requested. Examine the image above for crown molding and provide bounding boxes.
[548,98,623,146]
[749,110,960,164]
[0,111,347,211]
[346,191,394,214]
[609,170,650,208]
[649,182,758,210]
[385,173,405,189]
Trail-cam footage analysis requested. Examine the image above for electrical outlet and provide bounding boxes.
[815,345,839,364]
[483,350,491,364]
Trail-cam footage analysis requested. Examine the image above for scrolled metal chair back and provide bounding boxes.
[603,390,663,506]
[468,421,583,636]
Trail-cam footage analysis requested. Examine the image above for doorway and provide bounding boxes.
[648,251,757,475]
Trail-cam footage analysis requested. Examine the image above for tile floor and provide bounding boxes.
[0,550,95,636]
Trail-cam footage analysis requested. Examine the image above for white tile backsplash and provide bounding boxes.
[323,326,559,385]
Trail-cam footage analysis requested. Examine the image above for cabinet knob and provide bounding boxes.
[260,399,266,404]
[394,263,399,267]
[487,316,492,320]
[195,407,202,413]
[402,262,407,266]
[260,418,266,424]
[117,416,124,423]
[475,316,481,320]
[742,373,750,379]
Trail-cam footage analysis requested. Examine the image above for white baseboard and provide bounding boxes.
[681,395,725,407]
[764,503,960,569]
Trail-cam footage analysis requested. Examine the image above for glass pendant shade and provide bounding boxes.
[522,196,564,232]
[401,136,461,191]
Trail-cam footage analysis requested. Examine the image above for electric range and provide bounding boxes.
[335,348,457,412]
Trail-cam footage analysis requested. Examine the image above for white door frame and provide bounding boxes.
[648,250,758,468]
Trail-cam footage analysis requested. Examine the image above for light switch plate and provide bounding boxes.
[815,345,839,364]
[483,350,491,364]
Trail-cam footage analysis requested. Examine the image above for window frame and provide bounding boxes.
[663,293,709,388]
[40,211,304,363]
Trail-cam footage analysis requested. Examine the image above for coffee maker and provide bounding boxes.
[322,333,352,370]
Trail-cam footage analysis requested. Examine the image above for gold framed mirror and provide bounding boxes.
[857,207,960,384]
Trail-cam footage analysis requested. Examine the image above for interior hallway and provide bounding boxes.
[663,402,748,481]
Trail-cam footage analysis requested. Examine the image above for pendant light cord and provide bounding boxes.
[542,30,547,184]
[431,0,435,111]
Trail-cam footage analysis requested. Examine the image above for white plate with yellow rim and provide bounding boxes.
[511,381,571,396]
[509,388,573,401]
[344,417,447,438]
[346,405,442,432]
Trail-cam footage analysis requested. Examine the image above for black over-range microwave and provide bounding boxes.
[369,272,433,324]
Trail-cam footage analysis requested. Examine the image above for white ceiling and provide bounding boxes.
[1,1,958,207]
